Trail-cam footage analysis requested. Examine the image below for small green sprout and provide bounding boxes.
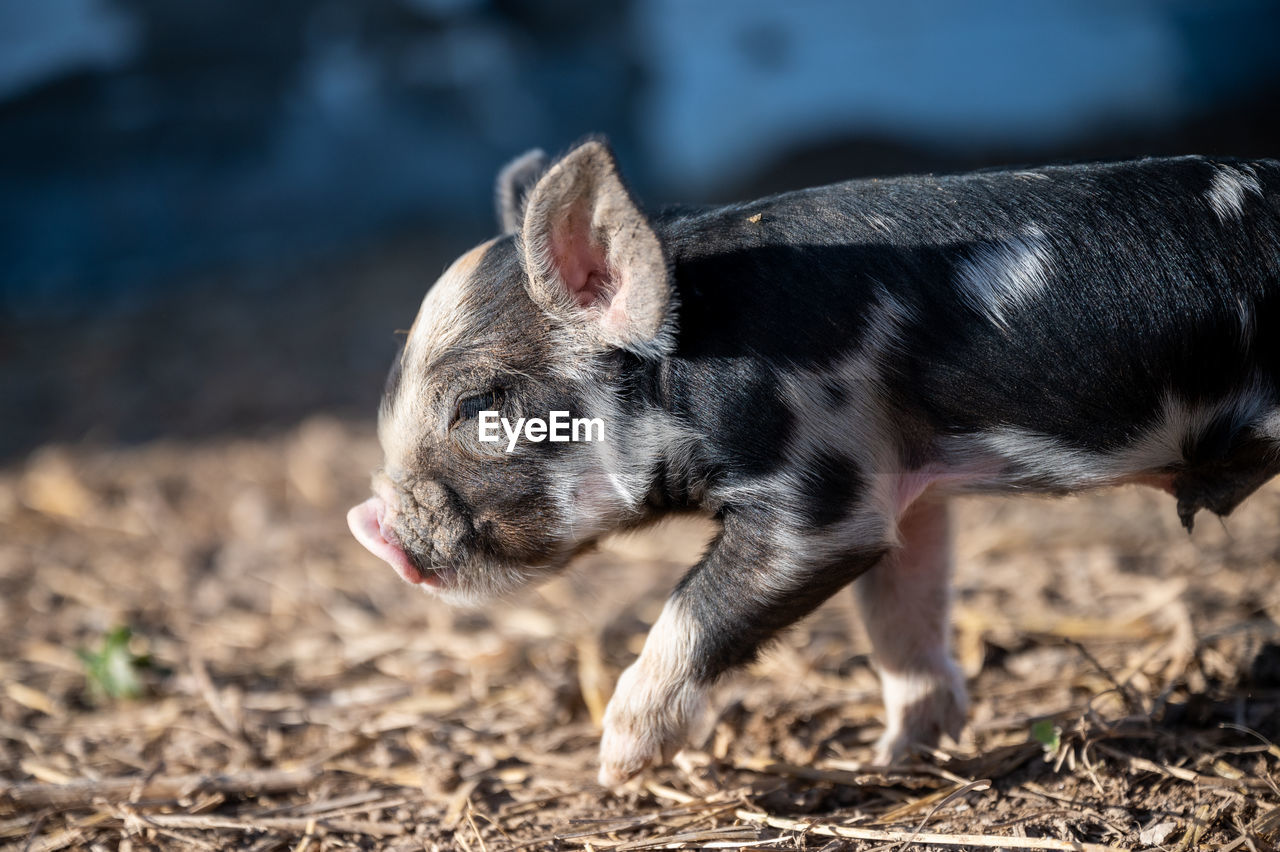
[1030,718,1061,754]
[77,626,150,702]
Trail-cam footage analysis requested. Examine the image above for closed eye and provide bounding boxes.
[453,389,504,426]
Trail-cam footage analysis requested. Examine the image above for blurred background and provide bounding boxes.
[5,5,1280,845]
[3,0,1280,460]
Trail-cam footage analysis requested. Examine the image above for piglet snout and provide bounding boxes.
[347,496,431,585]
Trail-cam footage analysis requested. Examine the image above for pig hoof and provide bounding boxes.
[872,662,968,765]
[597,708,690,787]
[597,660,704,786]
[597,729,659,787]
[597,699,688,787]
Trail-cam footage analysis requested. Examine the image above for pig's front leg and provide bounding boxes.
[599,509,885,785]
[855,498,967,764]
[597,595,706,786]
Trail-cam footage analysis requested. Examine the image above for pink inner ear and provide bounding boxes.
[550,212,616,309]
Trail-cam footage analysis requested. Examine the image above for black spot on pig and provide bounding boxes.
[797,451,864,528]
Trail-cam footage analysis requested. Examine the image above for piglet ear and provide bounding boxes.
[495,148,549,234]
[520,139,671,353]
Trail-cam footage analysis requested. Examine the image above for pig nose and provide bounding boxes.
[370,472,449,514]
[408,479,452,513]
[347,496,428,585]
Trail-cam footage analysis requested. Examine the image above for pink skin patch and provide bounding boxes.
[346,497,442,587]
[1122,472,1176,495]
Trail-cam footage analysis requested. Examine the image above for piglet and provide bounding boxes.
[349,138,1280,785]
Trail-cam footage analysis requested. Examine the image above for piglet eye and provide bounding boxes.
[453,389,504,425]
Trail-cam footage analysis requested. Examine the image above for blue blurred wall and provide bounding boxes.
[2,0,1278,318]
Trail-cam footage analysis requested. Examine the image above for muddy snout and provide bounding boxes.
[346,478,471,588]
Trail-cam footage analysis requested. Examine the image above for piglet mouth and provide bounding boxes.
[346,497,453,588]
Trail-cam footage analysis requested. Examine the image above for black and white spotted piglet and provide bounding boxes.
[348,138,1280,785]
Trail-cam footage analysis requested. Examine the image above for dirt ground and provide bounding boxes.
[3,421,1279,851]
[2,248,1280,850]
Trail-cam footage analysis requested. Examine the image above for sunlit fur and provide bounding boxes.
[355,141,1280,784]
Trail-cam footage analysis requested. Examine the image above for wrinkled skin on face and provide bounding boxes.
[348,140,673,606]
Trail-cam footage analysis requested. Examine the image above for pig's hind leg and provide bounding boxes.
[854,498,967,764]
